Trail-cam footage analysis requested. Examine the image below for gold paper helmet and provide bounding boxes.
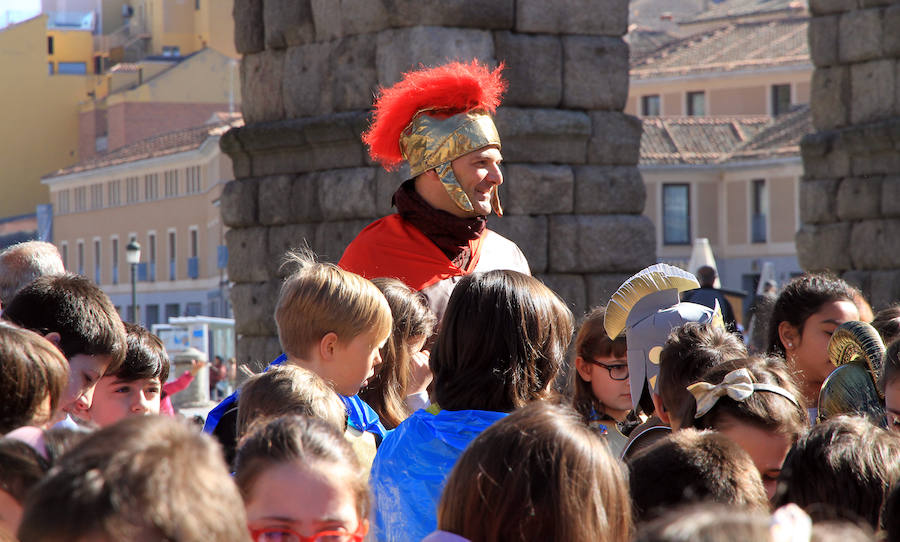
[817,320,887,426]
[362,61,507,216]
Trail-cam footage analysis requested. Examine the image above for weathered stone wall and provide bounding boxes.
[222,0,653,366]
[797,0,900,308]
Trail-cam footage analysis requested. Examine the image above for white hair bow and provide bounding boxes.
[688,367,799,418]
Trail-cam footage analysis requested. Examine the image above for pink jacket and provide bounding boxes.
[160,370,194,416]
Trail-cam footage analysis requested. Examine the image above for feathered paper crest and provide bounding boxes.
[604,264,700,339]
[362,60,507,169]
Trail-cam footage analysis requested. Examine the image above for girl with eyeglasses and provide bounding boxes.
[234,415,369,542]
[572,306,640,457]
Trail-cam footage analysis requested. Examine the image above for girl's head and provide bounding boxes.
[360,277,436,429]
[766,274,858,398]
[235,415,369,542]
[881,340,900,432]
[871,304,900,345]
[690,357,808,500]
[437,402,631,542]
[430,270,574,412]
[0,321,69,432]
[572,306,630,422]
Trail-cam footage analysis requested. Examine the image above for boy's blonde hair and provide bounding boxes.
[237,365,347,438]
[275,250,392,360]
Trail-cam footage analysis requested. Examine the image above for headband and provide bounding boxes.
[688,368,801,418]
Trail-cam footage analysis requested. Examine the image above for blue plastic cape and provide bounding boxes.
[369,409,507,542]
[203,353,388,441]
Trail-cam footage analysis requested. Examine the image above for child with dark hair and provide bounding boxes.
[871,304,900,345]
[235,415,370,542]
[432,402,631,542]
[690,356,807,499]
[656,322,748,431]
[571,306,635,457]
[1,273,127,424]
[87,323,169,428]
[360,277,436,429]
[767,273,858,412]
[775,415,900,530]
[370,270,574,541]
[882,340,900,433]
[627,429,769,524]
[634,503,772,542]
[18,416,248,542]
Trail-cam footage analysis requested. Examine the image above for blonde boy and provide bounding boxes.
[205,250,392,463]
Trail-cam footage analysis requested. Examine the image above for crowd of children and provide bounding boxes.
[2,247,900,542]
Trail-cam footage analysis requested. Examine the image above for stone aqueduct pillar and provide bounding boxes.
[221,0,652,366]
[798,0,900,307]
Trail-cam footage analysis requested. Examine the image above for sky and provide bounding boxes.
[0,0,41,28]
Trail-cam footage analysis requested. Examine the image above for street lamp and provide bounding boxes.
[126,240,141,323]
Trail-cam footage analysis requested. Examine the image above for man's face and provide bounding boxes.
[449,146,503,217]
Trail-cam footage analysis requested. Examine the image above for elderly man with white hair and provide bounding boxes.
[0,240,65,309]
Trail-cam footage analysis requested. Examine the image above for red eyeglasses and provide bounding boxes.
[249,524,366,542]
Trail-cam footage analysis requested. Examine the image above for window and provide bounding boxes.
[57,189,70,214]
[93,56,101,75]
[165,303,180,320]
[751,179,768,243]
[771,84,791,116]
[185,166,201,193]
[195,0,200,9]
[61,242,68,269]
[90,183,103,209]
[662,184,691,245]
[188,228,199,279]
[641,95,660,116]
[74,187,87,211]
[126,177,140,203]
[145,304,160,329]
[77,241,84,275]
[107,180,120,206]
[185,302,202,316]
[148,233,157,282]
[686,91,705,116]
[190,229,198,258]
[111,238,119,285]
[168,231,176,280]
[93,240,101,284]
[144,174,159,200]
[57,62,87,75]
[162,46,181,57]
[48,62,54,75]
[164,170,178,197]
[47,36,54,54]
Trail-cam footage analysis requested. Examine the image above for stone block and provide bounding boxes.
[494,32,562,107]
[385,0,514,29]
[841,269,871,294]
[235,335,276,374]
[851,219,900,269]
[309,1,390,42]
[869,270,900,309]
[836,177,882,220]
[375,27,495,87]
[234,0,264,54]
[264,0,314,49]
[841,122,895,155]
[220,179,258,228]
[310,0,342,41]
[574,166,645,215]
[809,15,839,67]
[503,164,573,215]
[226,227,270,283]
[800,132,850,178]
[536,273,586,319]
[839,9,883,63]
[516,0,628,36]
[586,273,632,309]
[375,169,406,217]
[257,175,293,226]
[313,219,372,262]
[795,222,852,272]
[241,50,285,124]
[881,176,900,217]
[489,215,549,273]
[896,61,900,118]
[851,151,900,176]
[810,66,849,130]
[332,35,378,112]
[809,0,861,15]
[588,111,642,166]
[283,42,334,119]
[230,281,279,336]
[317,168,378,220]
[494,107,591,164]
[549,215,655,273]
[886,5,900,56]
[562,36,629,111]
[268,223,319,278]
[798,178,839,224]
[290,171,322,222]
[850,59,895,125]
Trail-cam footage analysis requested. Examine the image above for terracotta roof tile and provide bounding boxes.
[640,116,771,165]
[682,0,805,24]
[728,105,811,161]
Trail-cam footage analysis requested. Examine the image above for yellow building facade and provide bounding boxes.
[129,0,237,59]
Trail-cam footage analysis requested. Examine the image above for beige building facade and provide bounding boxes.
[44,117,239,326]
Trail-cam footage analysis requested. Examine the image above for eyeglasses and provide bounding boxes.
[249,526,365,542]
[586,359,629,381]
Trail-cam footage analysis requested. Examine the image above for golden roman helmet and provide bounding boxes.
[817,321,887,426]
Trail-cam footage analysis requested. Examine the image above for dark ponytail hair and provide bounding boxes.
[766,274,855,357]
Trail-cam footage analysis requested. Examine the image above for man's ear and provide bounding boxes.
[43,331,62,347]
[318,332,339,362]
[651,392,670,425]
[574,356,593,382]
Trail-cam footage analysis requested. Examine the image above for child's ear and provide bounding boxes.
[574,356,592,382]
[43,332,62,348]
[651,393,670,425]
[777,321,799,352]
[318,332,339,362]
